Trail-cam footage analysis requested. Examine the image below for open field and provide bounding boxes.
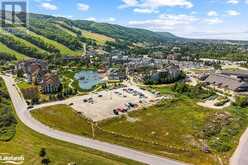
[81,30,115,45]
[0,77,142,165]
[32,99,218,165]
[32,105,92,137]
[31,86,248,165]
[0,116,143,165]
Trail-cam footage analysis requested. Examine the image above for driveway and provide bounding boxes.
[1,74,185,165]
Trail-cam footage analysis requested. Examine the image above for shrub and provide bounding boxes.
[234,95,248,107]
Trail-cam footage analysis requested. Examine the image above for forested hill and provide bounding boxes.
[0,12,247,62]
[72,20,178,43]
[30,13,179,43]
[0,12,179,61]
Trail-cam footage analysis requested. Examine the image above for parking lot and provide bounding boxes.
[32,85,159,122]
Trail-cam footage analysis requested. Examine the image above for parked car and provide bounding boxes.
[113,109,119,115]
[128,102,135,107]
[27,105,33,109]
[116,108,125,113]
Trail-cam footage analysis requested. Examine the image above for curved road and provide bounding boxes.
[1,75,185,165]
[230,128,248,165]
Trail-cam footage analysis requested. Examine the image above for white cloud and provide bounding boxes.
[133,8,159,14]
[129,14,198,30]
[85,17,96,21]
[207,11,218,17]
[53,14,73,19]
[227,0,239,4]
[40,2,57,11]
[246,0,248,4]
[226,10,240,16]
[204,18,223,25]
[106,17,116,22]
[120,0,138,7]
[184,30,248,40]
[120,0,193,13]
[77,3,90,12]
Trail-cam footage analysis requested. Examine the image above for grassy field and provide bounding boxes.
[54,24,78,37]
[0,42,29,60]
[0,78,17,141]
[81,30,115,45]
[0,118,143,165]
[30,86,248,165]
[31,100,218,164]
[0,77,142,165]
[17,82,35,90]
[32,105,92,137]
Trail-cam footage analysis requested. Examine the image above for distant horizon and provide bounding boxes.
[20,11,247,42]
[22,0,248,41]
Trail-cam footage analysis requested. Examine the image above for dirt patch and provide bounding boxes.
[125,114,140,123]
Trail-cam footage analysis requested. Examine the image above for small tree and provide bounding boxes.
[234,95,248,107]
[17,70,24,78]
[39,148,46,157]
[41,158,50,165]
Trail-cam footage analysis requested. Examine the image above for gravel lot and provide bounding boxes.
[32,85,158,122]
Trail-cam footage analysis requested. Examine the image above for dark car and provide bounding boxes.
[27,105,34,109]
[113,109,119,115]
[128,102,135,107]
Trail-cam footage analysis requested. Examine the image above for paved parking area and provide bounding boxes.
[32,85,158,122]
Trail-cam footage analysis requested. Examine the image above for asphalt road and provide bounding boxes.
[1,75,186,165]
[230,128,248,165]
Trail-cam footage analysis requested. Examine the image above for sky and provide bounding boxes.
[28,0,248,40]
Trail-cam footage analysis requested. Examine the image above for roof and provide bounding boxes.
[42,73,60,86]
[205,74,248,91]
[222,70,248,78]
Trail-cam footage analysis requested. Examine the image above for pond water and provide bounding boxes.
[74,70,102,90]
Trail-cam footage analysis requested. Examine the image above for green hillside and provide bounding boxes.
[72,20,177,43]
[0,42,28,60]
[17,27,81,56]
[0,12,179,61]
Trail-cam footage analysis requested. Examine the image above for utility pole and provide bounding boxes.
[91,122,95,138]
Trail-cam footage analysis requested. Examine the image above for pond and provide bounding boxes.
[74,70,103,90]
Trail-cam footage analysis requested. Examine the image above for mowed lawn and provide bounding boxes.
[31,99,221,165]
